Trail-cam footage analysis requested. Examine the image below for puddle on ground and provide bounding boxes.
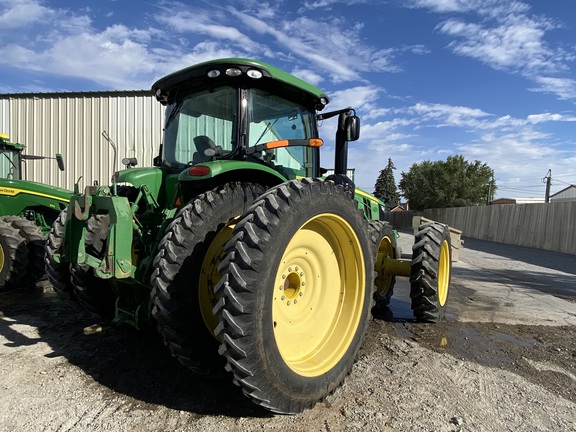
[372,296,541,369]
[390,322,540,369]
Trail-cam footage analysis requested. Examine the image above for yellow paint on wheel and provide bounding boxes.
[438,240,450,306]
[272,213,365,377]
[199,220,236,337]
[375,234,394,296]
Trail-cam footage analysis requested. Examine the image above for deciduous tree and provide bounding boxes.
[399,155,495,210]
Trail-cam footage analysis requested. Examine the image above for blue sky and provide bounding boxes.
[1,0,575,199]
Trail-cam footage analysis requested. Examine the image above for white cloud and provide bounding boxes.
[527,112,576,124]
[299,0,368,12]
[529,76,576,100]
[411,0,576,101]
[438,15,559,74]
[290,68,323,87]
[155,9,263,55]
[361,118,416,140]
[0,0,427,90]
[47,28,155,87]
[0,0,55,28]
[407,0,530,17]
[405,103,490,128]
[327,86,381,112]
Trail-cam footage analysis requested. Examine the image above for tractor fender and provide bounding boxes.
[114,167,165,199]
[177,160,288,183]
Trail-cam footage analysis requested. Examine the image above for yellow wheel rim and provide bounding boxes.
[272,213,366,377]
[438,240,450,306]
[375,235,394,296]
[199,221,236,337]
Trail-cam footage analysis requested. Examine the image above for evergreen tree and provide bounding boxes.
[374,157,400,206]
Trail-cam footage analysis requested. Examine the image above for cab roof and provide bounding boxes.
[151,58,330,111]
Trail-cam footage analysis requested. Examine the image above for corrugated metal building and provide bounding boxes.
[0,91,166,191]
[550,185,576,202]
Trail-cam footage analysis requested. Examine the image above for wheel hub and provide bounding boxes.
[279,266,305,305]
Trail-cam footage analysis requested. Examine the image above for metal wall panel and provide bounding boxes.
[0,91,165,191]
[0,98,9,133]
[551,186,576,202]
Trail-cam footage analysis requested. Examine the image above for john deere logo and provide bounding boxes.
[0,187,68,202]
[0,187,17,196]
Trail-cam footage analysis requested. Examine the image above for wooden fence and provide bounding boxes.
[385,201,576,255]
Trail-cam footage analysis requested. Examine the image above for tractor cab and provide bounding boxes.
[0,133,65,180]
[152,58,355,188]
[0,134,24,179]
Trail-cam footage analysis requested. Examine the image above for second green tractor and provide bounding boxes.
[45,58,452,414]
[0,134,70,289]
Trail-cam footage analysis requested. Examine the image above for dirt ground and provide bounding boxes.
[1,232,575,432]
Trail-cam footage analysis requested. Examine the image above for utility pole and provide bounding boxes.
[542,169,551,203]
[486,177,494,205]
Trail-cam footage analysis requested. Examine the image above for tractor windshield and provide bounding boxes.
[0,149,21,179]
[162,85,317,177]
[248,89,316,178]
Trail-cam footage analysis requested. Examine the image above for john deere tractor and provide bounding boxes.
[45,58,452,414]
[0,134,71,289]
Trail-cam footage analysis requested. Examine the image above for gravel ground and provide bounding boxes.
[1,232,575,431]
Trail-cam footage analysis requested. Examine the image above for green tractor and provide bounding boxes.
[0,133,71,289]
[45,58,452,414]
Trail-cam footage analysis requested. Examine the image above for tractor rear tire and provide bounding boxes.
[1,216,46,285]
[44,209,76,304]
[214,178,374,414]
[410,222,452,323]
[151,182,266,377]
[369,220,397,314]
[0,220,29,290]
[70,214,117,319]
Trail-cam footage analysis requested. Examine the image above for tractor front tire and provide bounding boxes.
[70,214,117,319]
[369,220,397,314]
[214,178,374,414]
[410,222,452,322]
[0,220,29,290]
[45,209,76,304]
[151,182,267,377]
[1,216,46,285]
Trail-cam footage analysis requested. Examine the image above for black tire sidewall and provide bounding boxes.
[151,182,267,376]
[410,222,452,321]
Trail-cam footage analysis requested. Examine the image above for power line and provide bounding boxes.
[554,178,575,185]
[498,184,543,189]
[553,172,576,178]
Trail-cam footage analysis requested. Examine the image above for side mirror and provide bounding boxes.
[153,144,163,167]
[56,153,65,171]
[345,116,360,141]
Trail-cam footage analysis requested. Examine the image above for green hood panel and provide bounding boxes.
[0,178,72,218]
[0,179,72,202]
